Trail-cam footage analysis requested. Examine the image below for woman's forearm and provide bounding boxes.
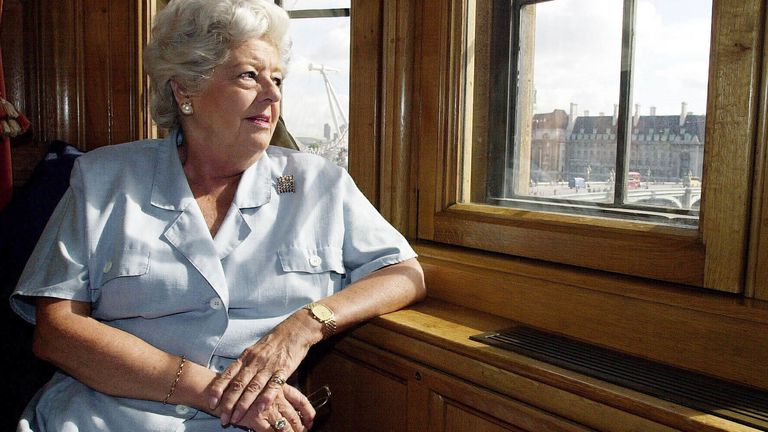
[33,297,216,411]
[289,257,426,343]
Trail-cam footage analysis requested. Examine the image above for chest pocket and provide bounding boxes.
[93,242,151,290]
[278,246,346,297]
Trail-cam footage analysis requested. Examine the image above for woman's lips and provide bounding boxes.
[247,114,271,128]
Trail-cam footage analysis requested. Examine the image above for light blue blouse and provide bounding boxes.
[11,131,416,431]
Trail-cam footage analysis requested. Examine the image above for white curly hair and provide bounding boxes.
[143,0,291,129]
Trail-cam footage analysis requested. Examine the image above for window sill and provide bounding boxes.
[409,241,768,390]
[354,298,764,432]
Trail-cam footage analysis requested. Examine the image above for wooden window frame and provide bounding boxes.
[414,0,766,293]
[341,0,768,389]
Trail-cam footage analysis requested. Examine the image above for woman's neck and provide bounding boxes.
[178,143,245,195]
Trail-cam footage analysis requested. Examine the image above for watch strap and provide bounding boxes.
[304,302,337,336]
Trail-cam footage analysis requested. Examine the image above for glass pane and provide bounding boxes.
[462,0,709,226]
[282,16,350,169]
[516,0,622,204]
[282,0,350,10]
[627,0,710,211]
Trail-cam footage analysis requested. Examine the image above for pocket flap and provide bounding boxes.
[278,246,345,274]
[96,243,151,287]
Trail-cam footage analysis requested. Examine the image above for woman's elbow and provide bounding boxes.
[32,298,90,364]
[404,258,427,303]
[32,320,57,363]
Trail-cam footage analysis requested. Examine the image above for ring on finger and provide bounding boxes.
[269,373,287,388]
[271,417,288,431]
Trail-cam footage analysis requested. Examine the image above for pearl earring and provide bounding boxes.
[180,101,194,115]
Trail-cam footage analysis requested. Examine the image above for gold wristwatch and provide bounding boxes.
[304,302,337,336]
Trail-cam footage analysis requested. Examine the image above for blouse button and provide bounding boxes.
[175,404,190,415]
[102,261,113,273]
[309,255,322,267]
[209,298,223,310]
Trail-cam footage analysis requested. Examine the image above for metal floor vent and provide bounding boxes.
[471,326,768,431]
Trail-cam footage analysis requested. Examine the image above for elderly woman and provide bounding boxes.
[10,0,425,431]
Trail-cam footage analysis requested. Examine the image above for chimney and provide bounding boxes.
[680,102,688,126]
[568,102,578,132]
[633,104,641,127]
[650,106,656,116]
[612,104,618,126]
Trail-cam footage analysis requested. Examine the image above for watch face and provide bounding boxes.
[312,304,334,321]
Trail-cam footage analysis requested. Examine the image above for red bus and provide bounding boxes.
[627,171,641,189]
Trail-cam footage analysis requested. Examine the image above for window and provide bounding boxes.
[416,0,764,292]
[140,0,352,167]
[469,0,710,227]
[276,0,351,169]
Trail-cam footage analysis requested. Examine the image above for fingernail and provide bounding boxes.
[220,413,230,425]
[208,396,218,410]
[232,408,243,423]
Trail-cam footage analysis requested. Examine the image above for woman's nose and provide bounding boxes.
[260,79,282,104]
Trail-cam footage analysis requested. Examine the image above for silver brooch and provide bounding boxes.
[276,175,295,194]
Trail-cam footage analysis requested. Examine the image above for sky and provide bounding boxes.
[279,2,351,139]
[277,0,713,139]
[531,0,712,117]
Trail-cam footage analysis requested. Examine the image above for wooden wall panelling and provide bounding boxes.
[423,368,594,432]
[304,349,410,432]
[305,336,595,432]
[378,0,417,235]
[2,0,140,187]
[35,0,85,147]
[415,0,451,239]
[355,305,755,432]
[81,0,139,150]
[330,330,689,432]
[348,0,382,206]
[746,0,768,301]
[1,0,46,187]
[1,0,27,117]
[701,0,766,292]
[416,244,768,391]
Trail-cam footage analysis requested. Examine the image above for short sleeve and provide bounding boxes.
[339,170,417,282]
[10,161,91,324]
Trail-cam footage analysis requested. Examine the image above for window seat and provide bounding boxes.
[346,297,764,432]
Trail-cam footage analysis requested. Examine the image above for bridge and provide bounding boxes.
[528,183,702,210]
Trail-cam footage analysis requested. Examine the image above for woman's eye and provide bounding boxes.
[240,71,258,80]
[272,76,283,87]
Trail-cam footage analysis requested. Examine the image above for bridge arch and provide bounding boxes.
[690,197,701,209]
[633,197,682,208]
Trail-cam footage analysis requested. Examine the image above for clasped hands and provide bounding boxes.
[207,315,320,431]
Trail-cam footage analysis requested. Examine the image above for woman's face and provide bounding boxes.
[181,38,283,161]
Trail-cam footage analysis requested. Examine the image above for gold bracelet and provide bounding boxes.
[163,355,186,405]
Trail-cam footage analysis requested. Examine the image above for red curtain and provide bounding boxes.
[0,0,13,211]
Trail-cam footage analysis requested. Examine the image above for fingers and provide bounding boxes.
[219,365,273,425]
[209,356,292,425]
[208,320,312,425]
[276,393,304,432]
[207,357,241,411]
[231,369,286,424]
[245,369,288,422]
[240,391,306,432]
[283,384,316,429]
